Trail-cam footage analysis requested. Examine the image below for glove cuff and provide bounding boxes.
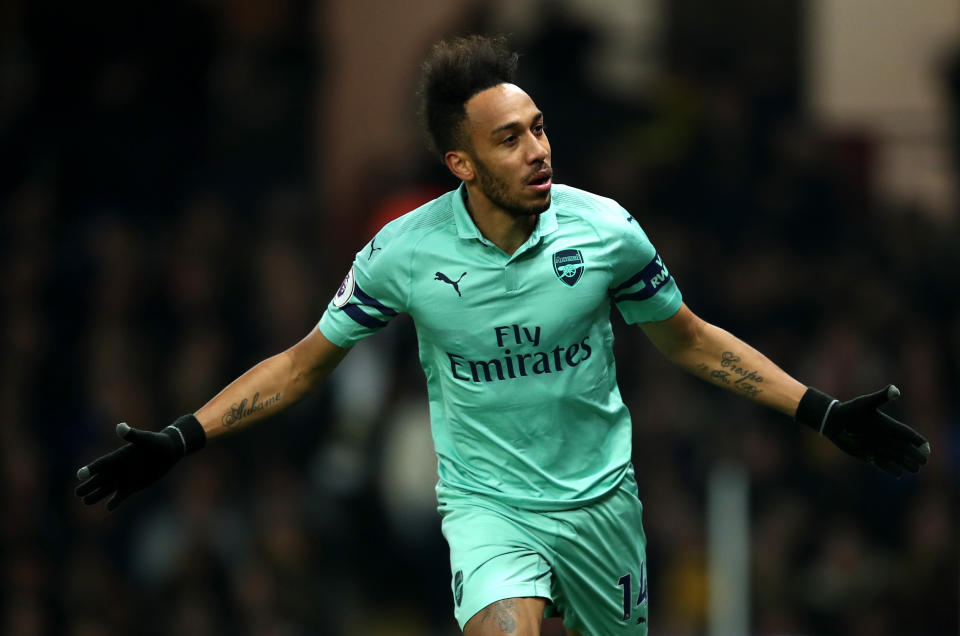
[795,387,839,435]
[163,414,207,456]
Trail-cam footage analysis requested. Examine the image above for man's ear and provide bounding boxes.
[445,150,475,182]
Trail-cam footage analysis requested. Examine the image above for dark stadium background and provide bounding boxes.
[2,1,958,634]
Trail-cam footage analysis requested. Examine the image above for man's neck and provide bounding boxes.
[463,185,538,256]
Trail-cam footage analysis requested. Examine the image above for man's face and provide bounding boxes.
[461,83,552,217]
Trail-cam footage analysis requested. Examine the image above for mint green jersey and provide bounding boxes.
[318,183,682,510]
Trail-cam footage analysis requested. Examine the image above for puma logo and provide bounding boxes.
[435,271,466,297]
[367,238,382,260]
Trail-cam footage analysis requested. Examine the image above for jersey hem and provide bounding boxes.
[436,464,631,513]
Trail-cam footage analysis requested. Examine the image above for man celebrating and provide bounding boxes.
[76,35,930,635]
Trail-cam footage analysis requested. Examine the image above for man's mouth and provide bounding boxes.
[526,167,553,192]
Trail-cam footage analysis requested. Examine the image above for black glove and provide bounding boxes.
[795,384,930,476]
[75,414,206,510]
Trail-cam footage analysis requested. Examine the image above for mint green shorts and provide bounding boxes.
[439,471,649,634]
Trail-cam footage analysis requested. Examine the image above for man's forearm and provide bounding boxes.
[75,329,349,510]
[639,304,928,475]
[193,351,294,439]
[193,331,347,440]
[668,321,807,417]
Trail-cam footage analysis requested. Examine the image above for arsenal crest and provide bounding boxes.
[553,249,584,287]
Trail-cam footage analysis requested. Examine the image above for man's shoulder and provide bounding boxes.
[551,184,636,233]
[371,189,458,252]
[552,183,622,211]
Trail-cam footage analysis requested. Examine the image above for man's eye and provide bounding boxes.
[502,136,517,145]
[533,124,544,134]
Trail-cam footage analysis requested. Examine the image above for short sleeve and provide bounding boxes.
[318,232,408,348]
[608,209,682,324]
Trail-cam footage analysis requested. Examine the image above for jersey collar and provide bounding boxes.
[452,182,558,247]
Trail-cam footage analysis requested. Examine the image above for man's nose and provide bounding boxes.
[526,136,549,163]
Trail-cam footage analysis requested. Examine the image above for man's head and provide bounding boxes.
[418,35,518,160]
[419,35,552,217]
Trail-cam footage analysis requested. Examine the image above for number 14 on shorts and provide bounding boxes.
[617,564,647,622]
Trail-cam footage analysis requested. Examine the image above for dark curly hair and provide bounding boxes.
[417,34,519,160]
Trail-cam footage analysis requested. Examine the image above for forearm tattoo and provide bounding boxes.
[695,351,764,397]
[479,598,517,633]
[221,391,281,428]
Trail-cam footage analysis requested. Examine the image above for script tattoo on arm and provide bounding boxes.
[221,391,282,428]
[696,352,765,398]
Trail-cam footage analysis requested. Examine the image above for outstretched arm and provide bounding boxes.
[195,327,349,439]
[640,303,929,475]
[640,303,806,415]
[76,327,349,509]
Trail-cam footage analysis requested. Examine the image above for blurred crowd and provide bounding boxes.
[1,1,958,635]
